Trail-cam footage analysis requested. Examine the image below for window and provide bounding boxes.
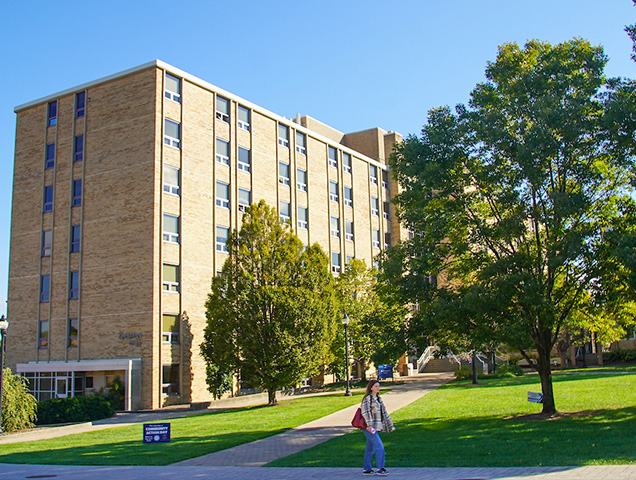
[216,181,230,209]
[238,106,250,131]
[165,73,181,103]
[162,314,180,343]
[68,318,78,347]
[40,274,50,303]
[46,143,55,169]
[370,164,378,184]
[72,179,82,206]
[71,225,81,253]
[296,132,306,155]
[371,196,379,216]
[384,201,390,220]
[164,119,181,148]
[74,135,84,162]
[343,152,352,174]
[42,230,52,257]
[341,187,351,209]
[163,214,179,243]
[329,181,339,202]
[47,101,57,127]
[238,147,251,172]
[39,320,49,348]
[331,252,341,273]
[216,226,229,252]
[162,364,180,396]
[280,201,291,222]
[278,124,290,147]
[216,96,230,122]
[328,146,337,168]
[238,188,251,212]
[345,220,354,242]
[331,216,340,238]
[279,162,290,186]
[75,92,86,118]
[385,232,392,247]
[382,170,389,188]
[43,186,53,212]
[69,271,79,300]
[216,138,230,166]
[163,166,180,195]
[373,229,381,249]
[162,264,180,292]
[297,168,307,192]
[298,206,308,230]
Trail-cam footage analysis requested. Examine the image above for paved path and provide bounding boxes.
[2,464,636,479]
[174,372,452,467]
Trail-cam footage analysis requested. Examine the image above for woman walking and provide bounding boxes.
[360,379,395,475]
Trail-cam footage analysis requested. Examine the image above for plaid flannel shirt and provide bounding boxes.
[361,393,394,432]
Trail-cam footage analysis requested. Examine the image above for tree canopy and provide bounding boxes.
[386,39,636,414]
[200,200,337,404]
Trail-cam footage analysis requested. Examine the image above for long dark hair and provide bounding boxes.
[365,380,380,398]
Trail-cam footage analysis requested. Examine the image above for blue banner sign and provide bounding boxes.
[527,392,544,403]
[378,364,393,379]
[143,423,171,443]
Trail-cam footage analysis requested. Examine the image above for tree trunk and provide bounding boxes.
[267,388,277,405]
[536,339,556,414]
[471,350,478,385]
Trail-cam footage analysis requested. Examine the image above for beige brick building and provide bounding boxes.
[8,60,404,410]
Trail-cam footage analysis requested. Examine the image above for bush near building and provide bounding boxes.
[36,395,115,425]
[603,349,636,364]
[1,368,38,433]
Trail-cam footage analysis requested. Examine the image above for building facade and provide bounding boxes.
[8,60,404,410]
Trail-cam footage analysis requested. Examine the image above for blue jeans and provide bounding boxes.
[363,429,385,470]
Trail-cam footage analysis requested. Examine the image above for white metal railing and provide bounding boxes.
[417,346,439,372]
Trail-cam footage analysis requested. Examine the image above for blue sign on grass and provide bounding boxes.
[378,364,393,379]
[143,423,171,443]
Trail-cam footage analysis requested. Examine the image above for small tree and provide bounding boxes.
[1,368,37,433]
[201,201,337,404]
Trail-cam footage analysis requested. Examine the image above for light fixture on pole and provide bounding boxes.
[342,313,352,396]
[0,315,8,435]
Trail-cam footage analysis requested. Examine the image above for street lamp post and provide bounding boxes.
[342,313,352,396]
[0,315,8,435]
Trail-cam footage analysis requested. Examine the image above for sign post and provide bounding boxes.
[378,364,393,380]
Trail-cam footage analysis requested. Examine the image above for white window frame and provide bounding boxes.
[279,162,290,186]
[164,73,181,103]
[216,138,230,166]
[216,182,230,209]
[216,96,230,123]
[373,229,381,249]
[331,217,340,238]
[370,165,378,184]
[163,166,180,196]
[298,206,308,230]
[329,181,339,203]
[296,132,306,155]
[162,314,180,344]
[371,197,379,216]
[328,147,337,168]
[382,170,389,189]
[331,253,341,274]
[163,214,180,243]
[297,168,307,192]
[164,119,181,149]
[162,264,180,293]
[238,106,250,132]
[216,226,229,253]
[345,221,354,242]
[343,152,352,174]
[238,147,251,172]
[344,186,353,207]
[280,201,291,223]
[238,188,251,213]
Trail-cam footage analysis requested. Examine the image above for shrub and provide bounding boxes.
[454,366,472,380]
[36,394,115,425]
[487,363,525,378]
[603,349,636,364]
[1,368,38,433]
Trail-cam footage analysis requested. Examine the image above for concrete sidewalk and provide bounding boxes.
[173,372,452,467]
[2,464,636,480]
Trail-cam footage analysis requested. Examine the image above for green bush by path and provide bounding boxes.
[269,371,636,468]
[36,395,115,425]
[1,368,37,433]
[0,391,362,466]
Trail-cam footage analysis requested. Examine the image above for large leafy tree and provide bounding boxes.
[388,39,635,414]
[201,200,337,405]
[332,259,408,380]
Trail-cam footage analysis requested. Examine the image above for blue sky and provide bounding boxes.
[0,1,634,318]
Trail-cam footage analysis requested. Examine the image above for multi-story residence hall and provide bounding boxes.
[8,60,403,410]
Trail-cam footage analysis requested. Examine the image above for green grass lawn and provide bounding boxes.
[268,371,636,468]
[0,392,362,466]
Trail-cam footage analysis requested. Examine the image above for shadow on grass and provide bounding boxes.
[0,428,288,466]
[453,370,636,390]
[269,406,636,468]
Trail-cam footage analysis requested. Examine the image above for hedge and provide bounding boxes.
[36,394,115,425]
